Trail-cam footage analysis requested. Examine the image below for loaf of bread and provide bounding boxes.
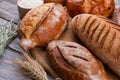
[47,40,108,80]
[44,0,67,5]
[18,3,68,50]
[66,0,115,17]
[72,14,120,77]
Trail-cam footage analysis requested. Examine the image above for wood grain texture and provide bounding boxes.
[0,1,19,23]
[0,49,32,80]
[0,0,17,4]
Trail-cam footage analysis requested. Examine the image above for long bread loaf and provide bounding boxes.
[72,14,120,77]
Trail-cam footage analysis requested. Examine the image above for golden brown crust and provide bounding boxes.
[72,14,120,77]
[44,0,67,5]
[19,3,68,50]
[47,40,108,80]
[66,0,115,17]
[19,3,54,38]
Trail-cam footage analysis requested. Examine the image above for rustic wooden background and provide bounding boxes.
[0,0,30,80]
[0,0,120,80]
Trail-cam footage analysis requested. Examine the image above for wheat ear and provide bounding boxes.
[16,53,48,80]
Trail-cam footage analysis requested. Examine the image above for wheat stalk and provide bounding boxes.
[16,53,48,80]
[31,47,59,78]
[0,21,17,55]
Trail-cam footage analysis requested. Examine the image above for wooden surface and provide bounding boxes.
[0,0,31,80]
[0,0,19,23]
[0,0,120,80]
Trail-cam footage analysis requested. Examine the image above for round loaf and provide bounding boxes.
[66,0,115,17]
[18,3,68,50]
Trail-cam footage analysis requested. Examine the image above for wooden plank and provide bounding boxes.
[0,1,19,23]
[0,1,18,14]
[0,18,8,23]
[3,0,18,5]
[0,48,32,80]
[0,0,17,5]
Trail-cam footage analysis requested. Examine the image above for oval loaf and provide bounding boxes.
[19,3,68,50]
[72,14,120,77]
[47,40,108,80]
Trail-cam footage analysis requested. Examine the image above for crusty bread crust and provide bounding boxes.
[19,3,68,50]
[47,40,108,80]
[44,0,67,5]
[72,14,120,77]
[67,0,115,17]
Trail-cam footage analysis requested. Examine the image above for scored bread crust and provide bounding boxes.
[47,40,108,80]
[19,3,68,50]
[72,14,120,77]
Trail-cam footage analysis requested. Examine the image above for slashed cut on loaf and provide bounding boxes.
[18,3,68,50]
[72,14,120,77]
[47,40,108,80]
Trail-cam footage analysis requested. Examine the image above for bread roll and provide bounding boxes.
[72,14,120,77]
[47,40,108,80]
[18,3,68,50]
[66,0,115,17]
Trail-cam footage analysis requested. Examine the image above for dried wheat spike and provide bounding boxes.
[16,53,48,80]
